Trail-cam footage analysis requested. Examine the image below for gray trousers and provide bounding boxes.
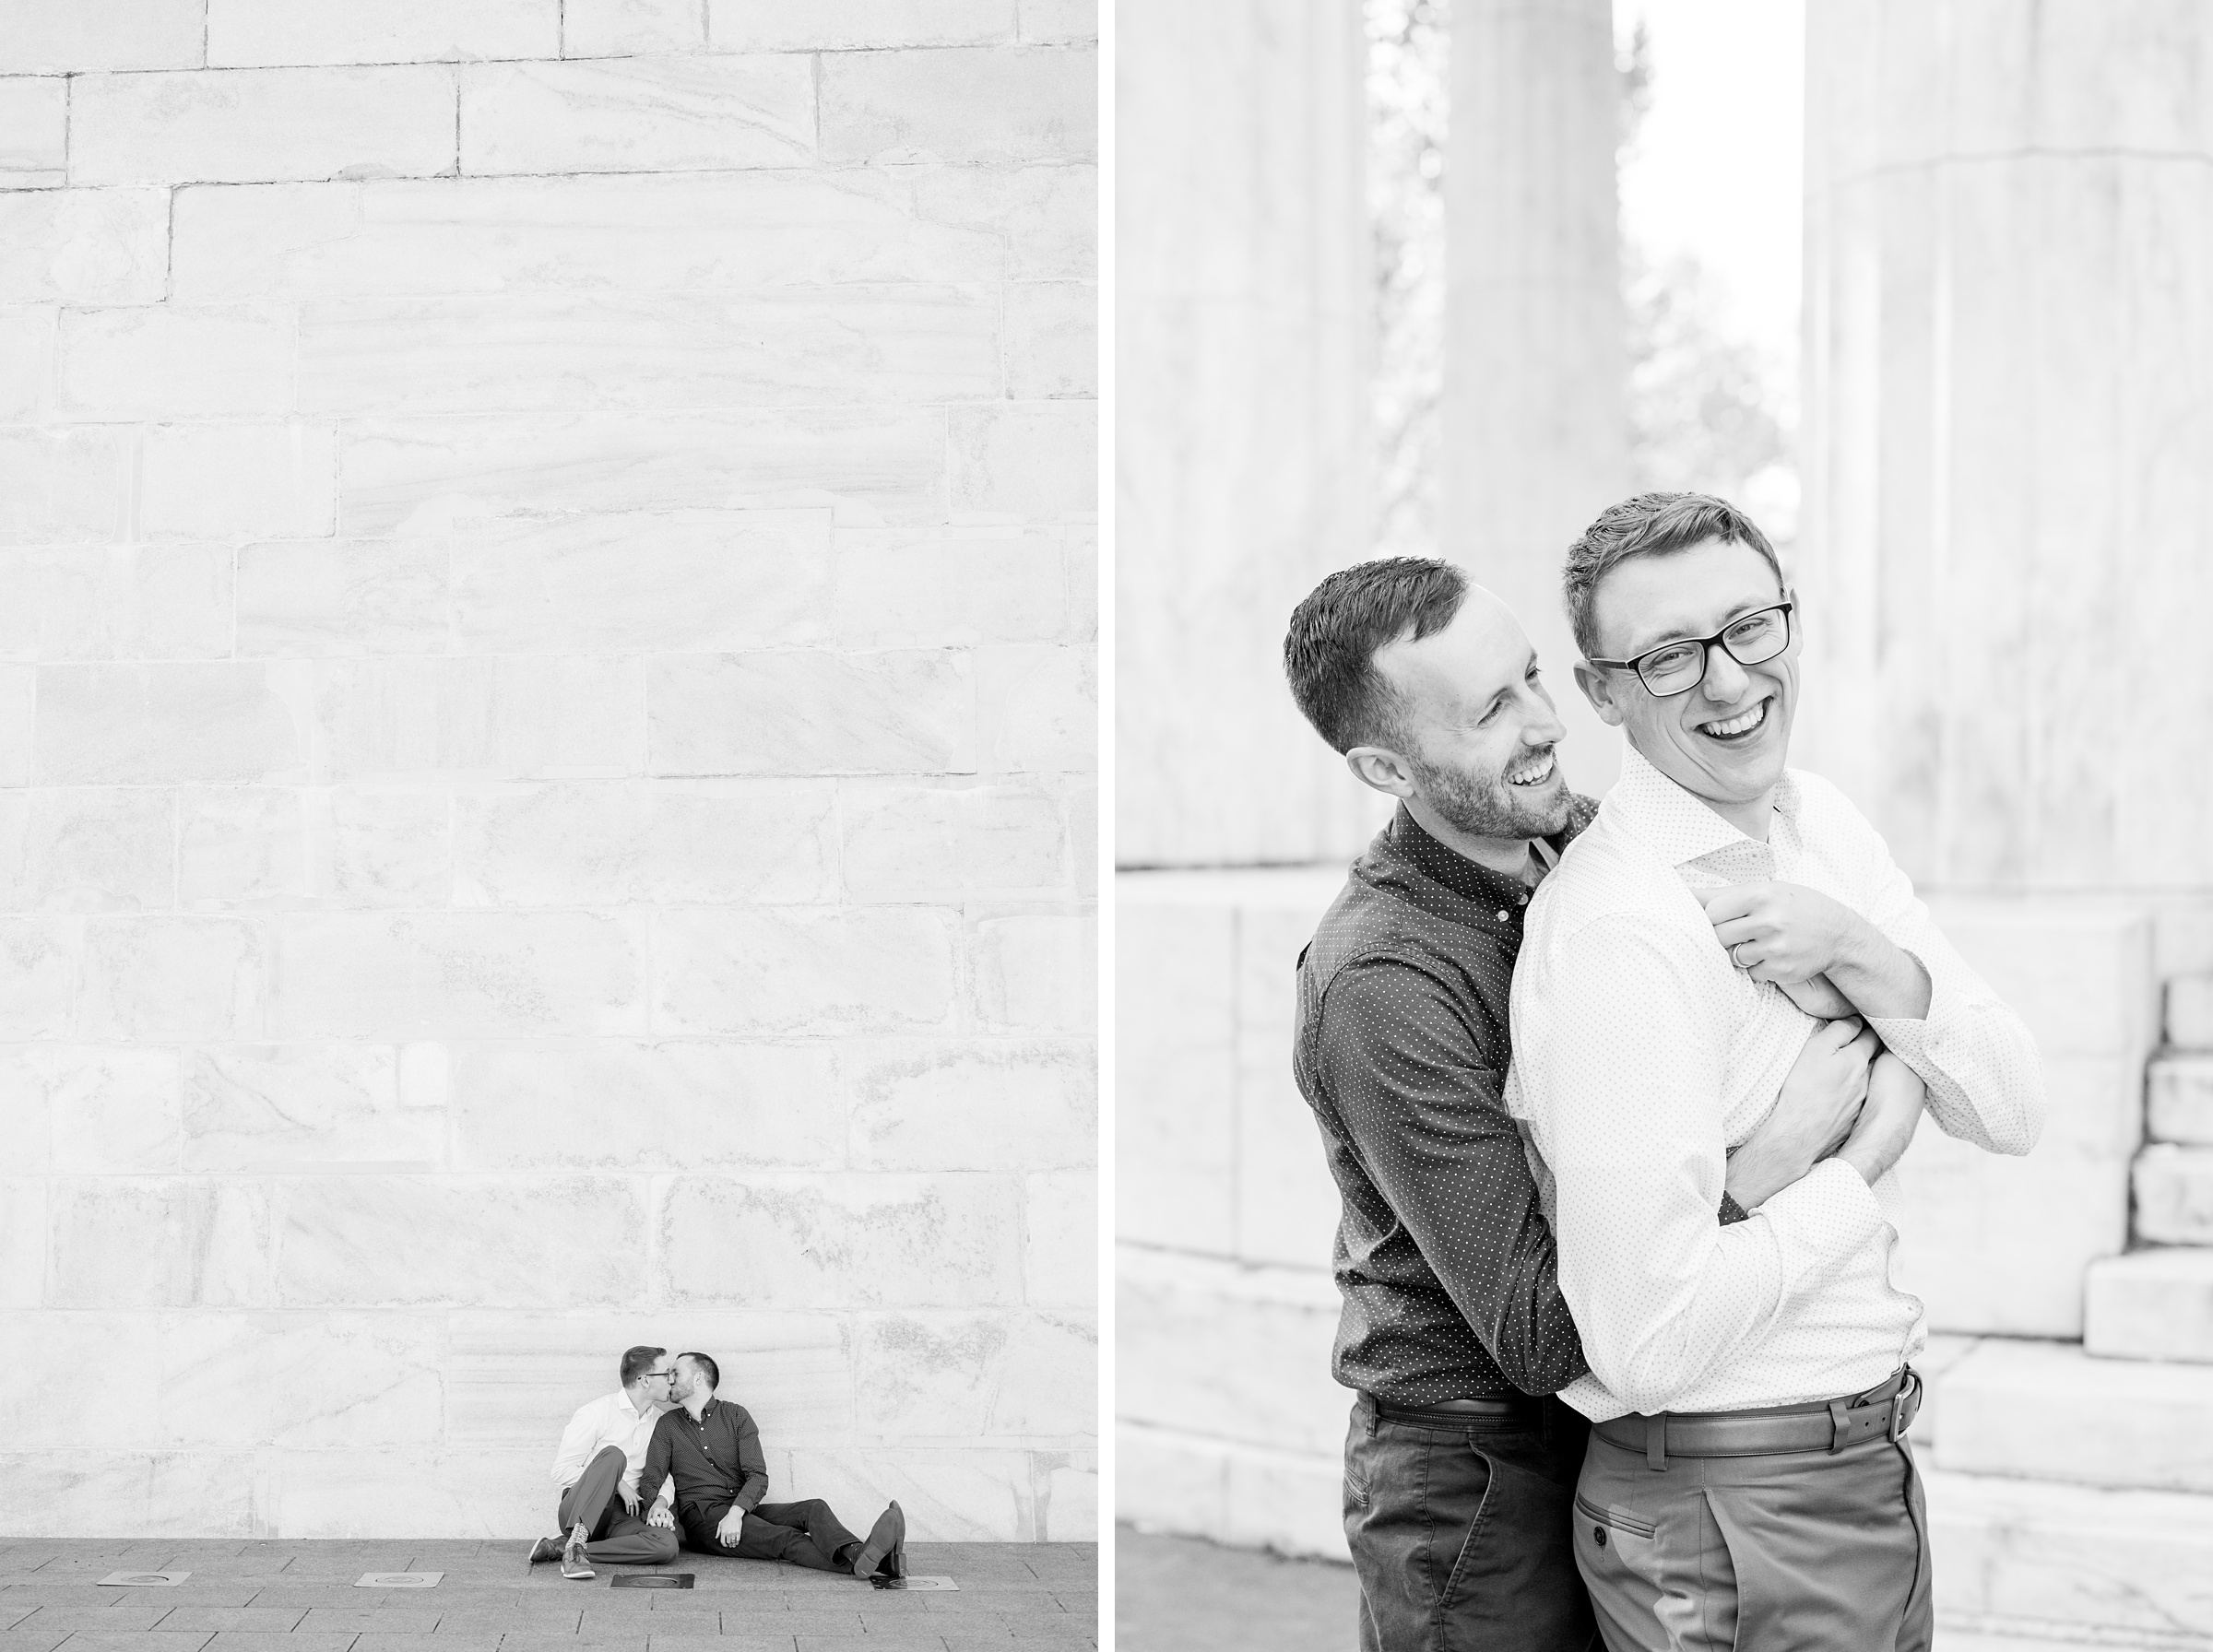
[559,1446,681,1567]
[1574,1422,1932,1650]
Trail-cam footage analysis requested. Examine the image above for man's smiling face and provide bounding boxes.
[1579,536,1797,813]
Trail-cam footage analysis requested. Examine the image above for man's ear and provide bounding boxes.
[1573,660,1627,727]
[1344,744,1418,799]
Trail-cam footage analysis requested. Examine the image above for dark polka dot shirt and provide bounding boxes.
[1293,799,1743,1406]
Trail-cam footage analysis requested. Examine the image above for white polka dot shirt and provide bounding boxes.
[1508,745,2046,1422]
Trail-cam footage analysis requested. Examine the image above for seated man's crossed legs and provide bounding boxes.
[560,1445,681,1568]
[679,1496,865,1573]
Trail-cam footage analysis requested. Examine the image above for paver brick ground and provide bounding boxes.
[0,1546,1095,1652]
[1115,1527,1355,1652]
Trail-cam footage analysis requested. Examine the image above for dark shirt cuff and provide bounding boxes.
[1718,1191,1751,1226]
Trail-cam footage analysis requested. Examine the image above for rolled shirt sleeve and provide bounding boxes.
[1852,815,2045,1157]
[1317,958,1592,1398]
[1525,916,1892,1416]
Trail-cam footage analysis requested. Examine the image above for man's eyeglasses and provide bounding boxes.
[648,1371,677,1384]
[1586,601,1793,699]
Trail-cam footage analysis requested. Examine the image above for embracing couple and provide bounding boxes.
[1284,493,2044,1651]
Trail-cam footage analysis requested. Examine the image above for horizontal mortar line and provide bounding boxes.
[67,154,1096,190]
[1827,147,2213,185]
[24,41,1097,77]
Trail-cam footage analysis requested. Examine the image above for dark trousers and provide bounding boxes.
[1343,1393,1600,1652]
[558,1446,680,1566]
[679,1496,862,1573]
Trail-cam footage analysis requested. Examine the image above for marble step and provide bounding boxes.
[2173,976,2213,1049]
[2086,1251,2213,1363]
[2151,1055,2213,1145]
[1926,1466,2213,1642]
[1932,1337,2213,1493]
[2136,1145,2213,1245]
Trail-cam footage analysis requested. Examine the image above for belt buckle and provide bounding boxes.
[1888,1368,1917,1445]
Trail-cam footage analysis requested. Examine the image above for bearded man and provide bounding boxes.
[1283,558,1922,1652]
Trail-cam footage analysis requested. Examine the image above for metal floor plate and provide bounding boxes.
[870,1575,958,1591]
[97,1574,188,1587]
[609,1574,692,1588]
[356,1573,442,1587]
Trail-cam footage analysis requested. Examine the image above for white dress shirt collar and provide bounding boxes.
[1608,741,1805,872]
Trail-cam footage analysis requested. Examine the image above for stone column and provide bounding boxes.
[1799,0,2213,1339]
[1440,0,1629,799]
[1117,0,1376,867]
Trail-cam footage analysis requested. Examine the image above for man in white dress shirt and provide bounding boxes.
[1509,492,2044,1650]
[527,1344,683,1579]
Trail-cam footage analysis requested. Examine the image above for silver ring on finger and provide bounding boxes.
[1732,940,1754,969]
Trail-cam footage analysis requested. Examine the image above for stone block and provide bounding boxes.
[159,1314,443,1446]
[976,646,1094,776]
[1935,1337,2213,1493]
[57,307,295,419]
[207,0,560,65]
[452,780,838,906]
[1024,1170,1093,1309]
[2173,975,2213,1048]
[1019,0,1095,44]
[240,531,449,652]
[820,46,1094,164]
[656,1174,1022,1309]
[78,917,266,1043]
[1117,1247,1343,1461]
[0,1179,44,1306]
[0,666,29,784]
[1115,891,1236,1254]
[1226,1441,1348,1562]
[316,655,644,781]
[71,67,457,186]
[832,528,1065,650]
[0,919,77,1038]
[917,164,1095,283]
[0,77,65,187]
[1923,1468,2213,1639]
[653,906,956,1036]
[839,781,1068,900]
[451,511,830,655]
[0,308,52,421]
[445,1309,853,1447]
[301,288,998,414]
[14,1045,182,1172]
[338,409,946,535]
[0,0,205,70]
[272,1448,547,1539]
[0,788,176,911]
[0,1454,260,1538]
[2152,1054,2213,1143]
[36,663,311,786]
[273,1175,645,1307]
[779,1447,1049,1541]
[1115,1423,1228,1540]
[846,1039,1093,1172]
[460,56,813,174]
[851,1312,1092,1443]
[447,1040,843,1171]
[176,789,308,906]
[2136,1144,2213,1244]
[173,172,1006,302]
[47,1179,271,1309]
[949,403,1097,520]
[141,423,338,540]
[649,651,973,779]
[708,0,1016,50]
[1005,282,1095,399]
[182,1045,441,1172]
[0,189,168,305]
[0,546,234,663]
[0,429,132,545]
[2085,1249,2213,1363]
[0,1313,172,1444]
[1928,901,2157,1060]
[563,0,703,55]
[270,911,648,1038]
[967,909,1095,1034]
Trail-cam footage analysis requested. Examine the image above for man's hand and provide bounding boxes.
[1724,1016,1877,1210]
[715,1508,744,1549]
[1698,882,1933,1021]
[646,1501,674,1530]
[1838,1052,1926,1186]
[620,1490,639,1517]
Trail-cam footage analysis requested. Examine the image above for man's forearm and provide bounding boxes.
[1828,920,1931,1020]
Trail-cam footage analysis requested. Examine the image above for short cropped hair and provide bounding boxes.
[620,1345,667,1386]
[680,1351,720,1393]
[1284,558,1471,754]
[1562,492,1785,659]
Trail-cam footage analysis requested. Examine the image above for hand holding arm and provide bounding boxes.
[1698,882,1932,1020]
[1723,1017,1876,1210]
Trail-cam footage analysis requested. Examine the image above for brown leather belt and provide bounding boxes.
[1592,1368,1920,1469]
[1367,1394,1545,1430]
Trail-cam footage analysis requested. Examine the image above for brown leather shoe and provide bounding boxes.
[526,1535,563,1567]
[850,1500,905,1579]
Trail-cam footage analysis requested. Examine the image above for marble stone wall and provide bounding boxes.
[0,0,1098,1540]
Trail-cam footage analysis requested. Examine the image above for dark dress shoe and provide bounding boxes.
[851,1500,905,1579]
[527,1536,563,1566]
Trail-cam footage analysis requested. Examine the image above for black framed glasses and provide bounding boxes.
[1587,601,1794,698]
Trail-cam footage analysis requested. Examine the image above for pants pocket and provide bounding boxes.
[1576,1490,1656,1542]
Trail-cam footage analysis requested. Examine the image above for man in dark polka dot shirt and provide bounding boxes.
[1283,559,1881,1651]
